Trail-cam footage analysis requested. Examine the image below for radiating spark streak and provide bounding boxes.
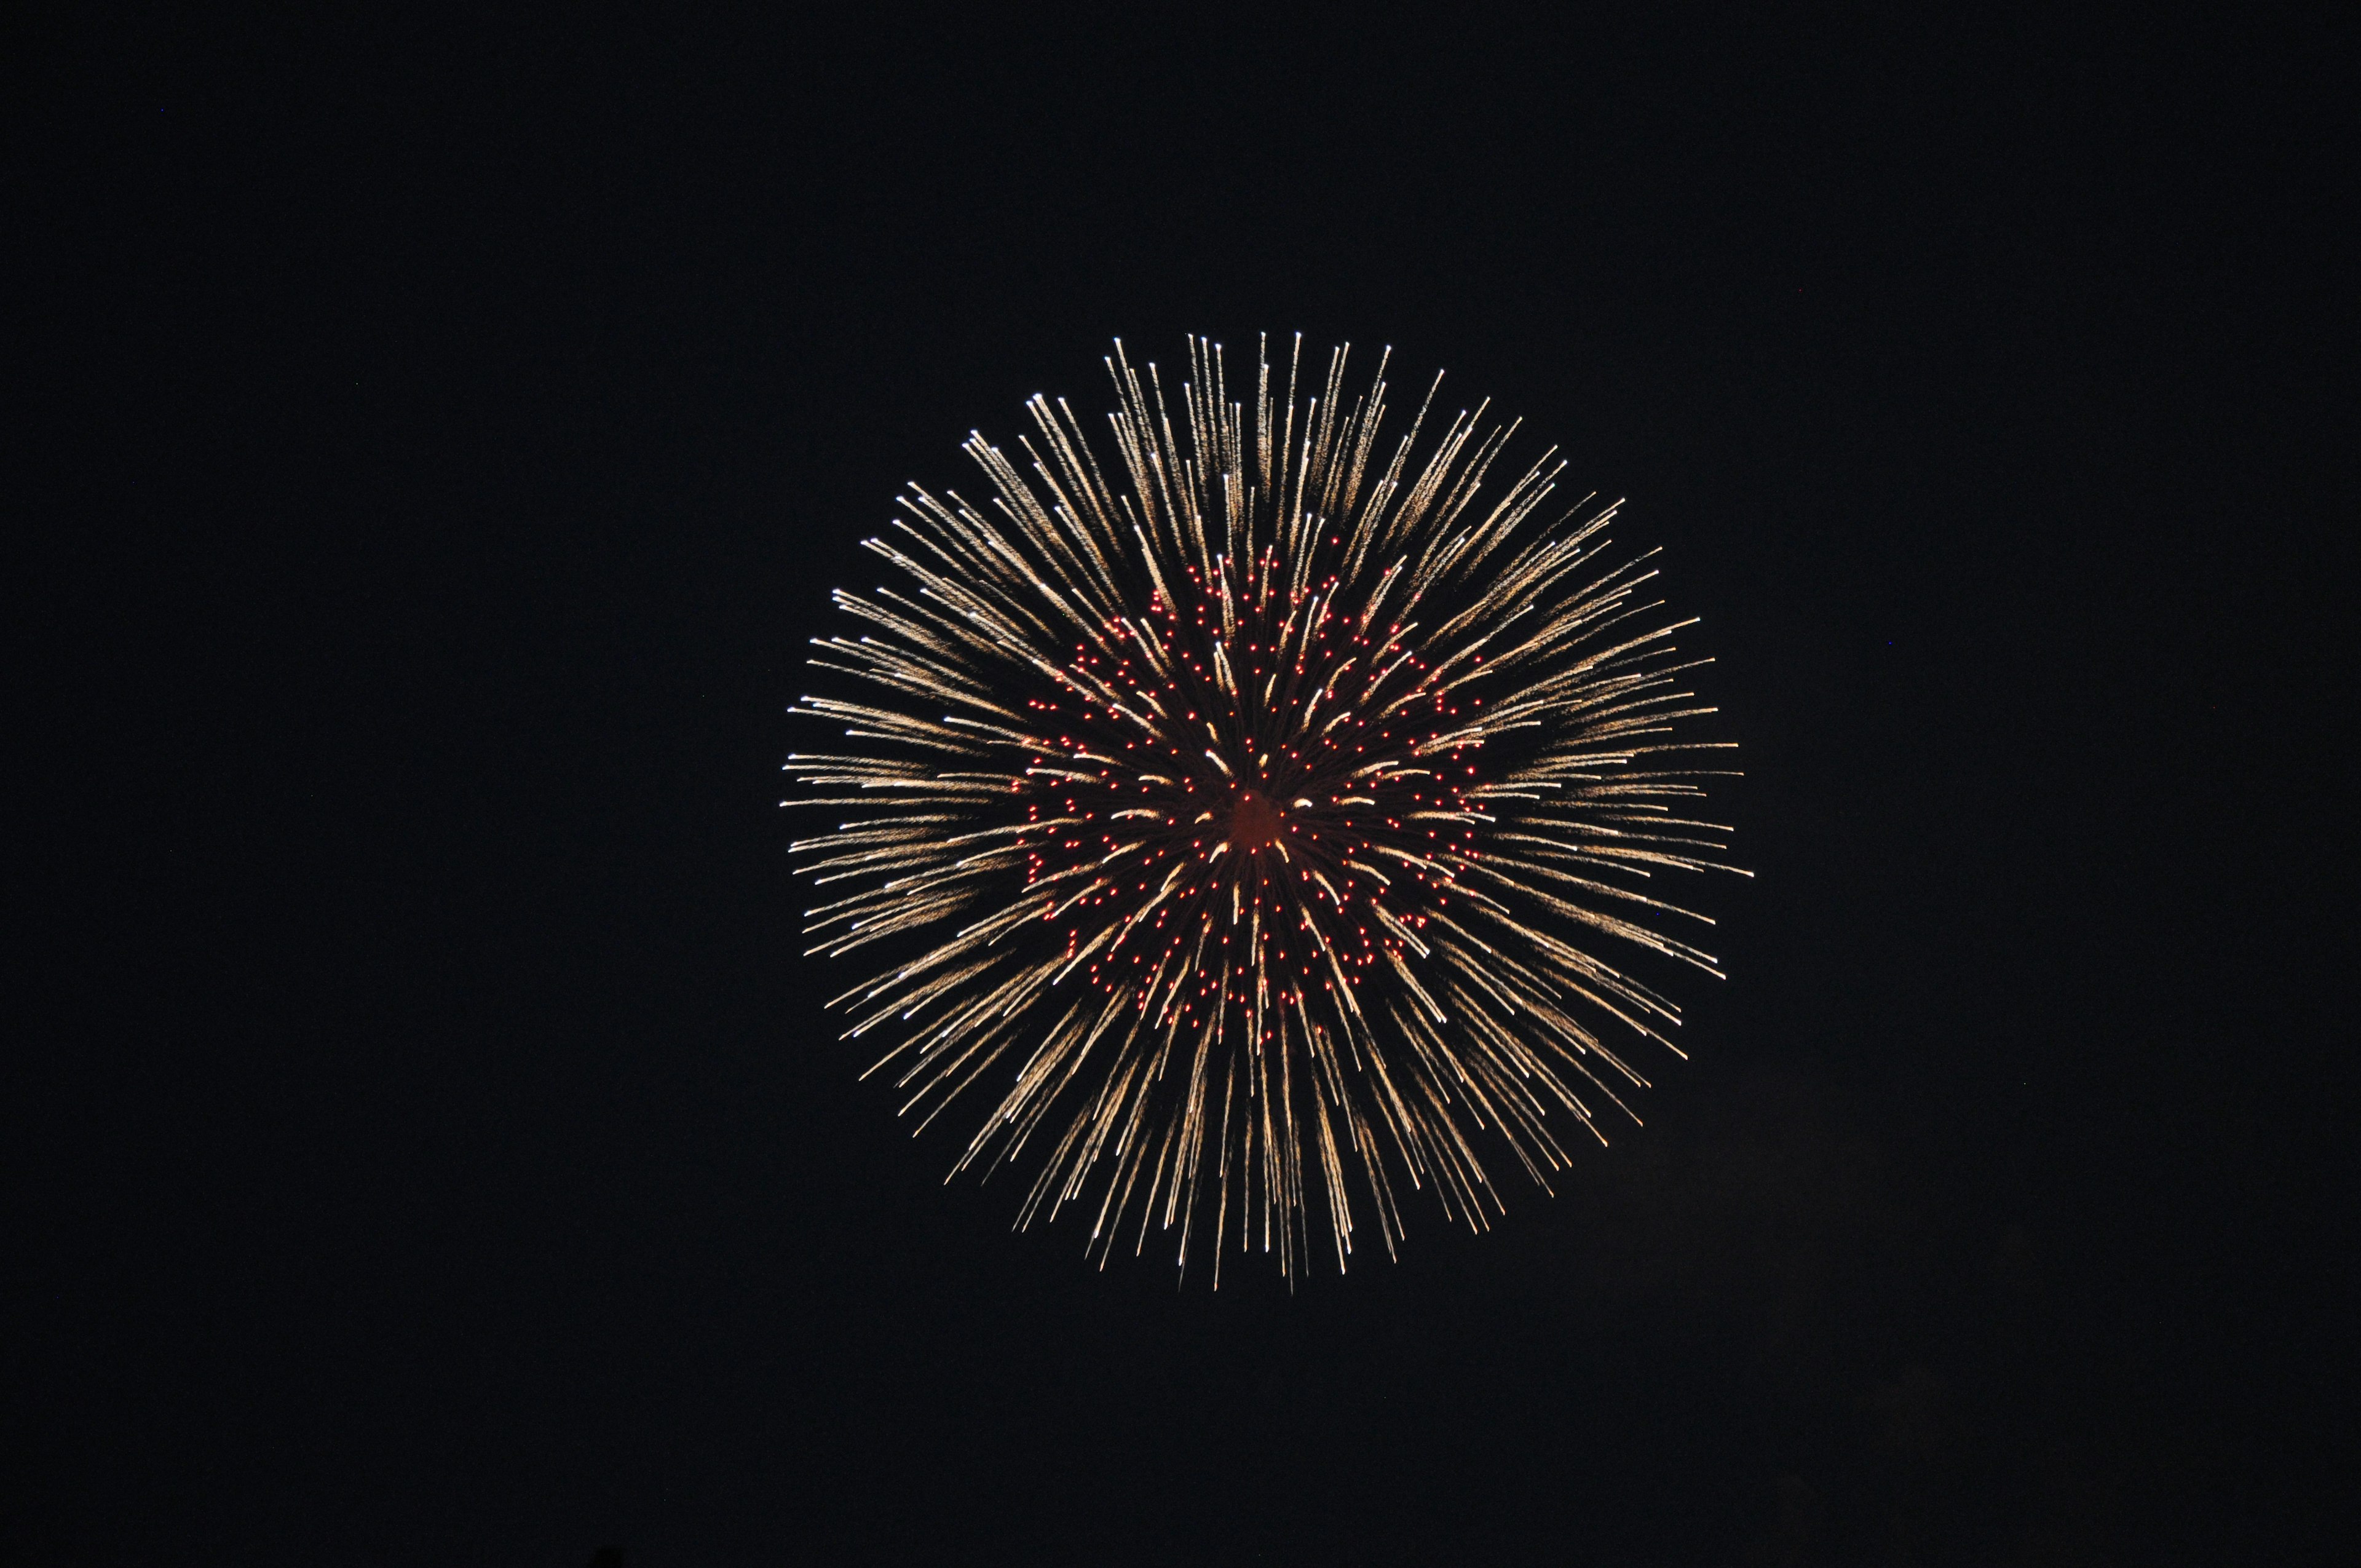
[786,336,1742,1280]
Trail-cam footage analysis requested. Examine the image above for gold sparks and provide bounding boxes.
[788,335,1744,1282]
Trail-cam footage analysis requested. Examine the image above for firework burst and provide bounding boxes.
[788,336,1743,1280]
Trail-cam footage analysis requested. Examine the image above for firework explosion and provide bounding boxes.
[788,336,1742,1280]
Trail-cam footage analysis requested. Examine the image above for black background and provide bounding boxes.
[10,9,2348,1564]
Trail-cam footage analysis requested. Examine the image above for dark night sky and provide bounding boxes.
[10,9,2348,1565]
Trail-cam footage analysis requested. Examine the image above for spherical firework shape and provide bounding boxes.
[788,336,1742,1280]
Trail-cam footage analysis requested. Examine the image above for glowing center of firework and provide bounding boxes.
[1227,786,1287,853]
